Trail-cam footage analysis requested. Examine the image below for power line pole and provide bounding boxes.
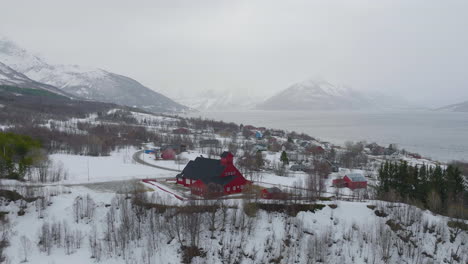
[87,157,90,182]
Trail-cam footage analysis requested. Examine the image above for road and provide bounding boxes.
[132,150,182,172]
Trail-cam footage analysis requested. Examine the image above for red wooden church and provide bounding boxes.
[176,152,250,196]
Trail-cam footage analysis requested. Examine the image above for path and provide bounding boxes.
[132,150,181,172]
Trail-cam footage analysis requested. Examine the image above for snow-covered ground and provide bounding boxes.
[50,147,174,184]
[2,183,466,264]
[139,151,204,171]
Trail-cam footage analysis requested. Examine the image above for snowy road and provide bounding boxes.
[132,150,182,172]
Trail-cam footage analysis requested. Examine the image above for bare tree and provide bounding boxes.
[19,235,31,262]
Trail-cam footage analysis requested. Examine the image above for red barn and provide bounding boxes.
[176,152,250,196]
[343,173,367,189]
[332,173,367,189]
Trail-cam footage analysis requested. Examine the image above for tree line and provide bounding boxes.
[378,161,466,219]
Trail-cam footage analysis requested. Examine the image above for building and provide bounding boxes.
[290,164,311,172]
[255,131,263,139]
[161,147,176,160]
[172,128,190,134]
[160,144,187,160]
[261,187,286,199]
[333,173,367,189]
[176,152,249,196]
[252,144,268,153]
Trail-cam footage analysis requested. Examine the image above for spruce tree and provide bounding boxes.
[280,151,289,166]
[445,165,464,202]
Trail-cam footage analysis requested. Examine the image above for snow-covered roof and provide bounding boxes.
[346,173,367,182]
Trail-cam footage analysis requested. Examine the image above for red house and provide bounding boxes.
[161,148,176,160]
[176,152,250,196]
[261,187,286,199]
[332,173,367,189]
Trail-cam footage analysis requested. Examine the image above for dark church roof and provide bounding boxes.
[220,151,232,158]
[176,157,236,186]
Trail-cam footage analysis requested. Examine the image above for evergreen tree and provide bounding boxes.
[378,161,390,193]
[280,151,289,166]
[416,164,430,205]
[445,165,464,202]
[431,165,447,204]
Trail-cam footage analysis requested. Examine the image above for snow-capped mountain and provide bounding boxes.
[0,37,187,113]
[0,61,71,97]
[257,79,409,111]
[436,101,468,112]
[175,89,261,111]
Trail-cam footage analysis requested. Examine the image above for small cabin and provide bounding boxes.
[261,187,286,199]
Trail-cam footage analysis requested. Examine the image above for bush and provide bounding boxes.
[181,246,206,264]
[374,210,388,217]
[243,202,259,217]
[447,221,468,231]
[245,203,326,217]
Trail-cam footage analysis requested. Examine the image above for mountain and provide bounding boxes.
[175,89,261,111]
[0,61,71,97]
[0,37,187,113]
[257,79,409,111]
[436,101,468,112]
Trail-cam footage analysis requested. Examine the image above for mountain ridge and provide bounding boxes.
[0,61,72,97]
[257,79,410,111]
[436,101,468,112]
[0,37,187,113]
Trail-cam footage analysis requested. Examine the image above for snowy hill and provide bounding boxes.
[0,61,71,97]
[436,101,468,112]
[0,37,187,113]
[257,79,406,111]
[175,89,261,111]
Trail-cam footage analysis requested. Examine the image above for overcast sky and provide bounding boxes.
[1,0,468,107]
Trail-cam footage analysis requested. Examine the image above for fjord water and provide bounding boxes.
[187,110,468,162]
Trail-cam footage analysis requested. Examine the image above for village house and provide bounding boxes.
[244,125,257,131]
[160,144,186,160]
[176,152,250,196]
[199,139,220,148]
[261,187,287,199]
[255,131,263,139]
[332,173,367,189]
[172,127,190,134]
[289,164,311,172]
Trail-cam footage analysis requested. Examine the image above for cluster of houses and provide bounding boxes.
[143,123,372,198]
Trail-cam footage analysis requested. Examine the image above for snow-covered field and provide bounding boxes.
[50,147,174,184]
